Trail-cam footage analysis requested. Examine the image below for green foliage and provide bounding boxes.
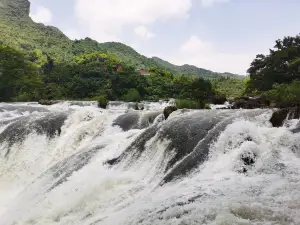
[122,89,142,102]
[212,77,246,98]
[247,34,300,94]
[176,99,206,109]
[97,95,108,109]
[145,68,214,101]
[0,45,43,101]
[14,92,32,102]
[262,80,300,106]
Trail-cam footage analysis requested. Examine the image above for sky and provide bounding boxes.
[29,0,300,75]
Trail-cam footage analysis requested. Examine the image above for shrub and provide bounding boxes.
[262,80,300,107]
[204,104,211,109]
[97,95,108,109]
[175,99,205,109]
[13,92,32,102]
[122,88,141,102]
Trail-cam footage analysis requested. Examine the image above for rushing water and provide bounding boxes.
[0,101,300,225]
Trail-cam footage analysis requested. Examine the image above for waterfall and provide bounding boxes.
[0,102,299,225]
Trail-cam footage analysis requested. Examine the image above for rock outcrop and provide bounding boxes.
[232,96,270,109]
[163,106,178,120]
[270,107,300,127]
[211,95,227,105]
[0,0,30,19]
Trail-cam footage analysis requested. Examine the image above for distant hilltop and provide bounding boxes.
[0,0,242,79]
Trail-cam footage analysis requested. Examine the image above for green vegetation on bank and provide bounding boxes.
[246,34,300,107]
[262,80,300,107]
[0,45,42,101]
[0,44,218,108]
[212,77,247,98]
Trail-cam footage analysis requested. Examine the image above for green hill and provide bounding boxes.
[0,0,242,78]
[152,57,242,79]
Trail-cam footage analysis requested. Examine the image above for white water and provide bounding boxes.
[0,102,299,225]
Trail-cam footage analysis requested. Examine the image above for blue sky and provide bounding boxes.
[29,0,300,74]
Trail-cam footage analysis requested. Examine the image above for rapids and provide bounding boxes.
[0,101,300,225]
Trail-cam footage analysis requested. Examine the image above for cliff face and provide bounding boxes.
[0,0,30,19]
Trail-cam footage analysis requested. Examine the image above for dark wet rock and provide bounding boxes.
[38,99,59,105]
[113,112,139,131]
[232,96,270,109]
[163,106,178,120]
[228,98,235,104]
[106,123,160,166]
[108,109,270,184]
[241,151,256,165]
[0,113,68,156]
[240,151,257,173]
[108,111,215,169]
[113,111,161,131]
[162,109,268,184]
[270,107,300,127]
[232,99,246,109]
[216,107,229,110]
[211,95,227,105]
[44,145,105,191]
[291,127,300,133]
[270,108,290,127]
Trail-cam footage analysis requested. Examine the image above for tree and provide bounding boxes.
[247,34,300,93]
[122,88,142,102]
[0,45,43,101]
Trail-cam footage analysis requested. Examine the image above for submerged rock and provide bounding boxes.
[163,106,178,120]
[240,151,257,173]
[270,107,300,127]
[113,111,161,131]
[38,99,59,106]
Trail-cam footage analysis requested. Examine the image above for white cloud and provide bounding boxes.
[30,6,52,24]
[134,26,155,39]
[166,35,255,74]
[74,0,192,42]
[64,29,82,40]
[200,0,230,8]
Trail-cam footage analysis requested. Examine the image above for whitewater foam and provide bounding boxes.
[0,102,299,225]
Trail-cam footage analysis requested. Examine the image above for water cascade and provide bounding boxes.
[0,102,299,225]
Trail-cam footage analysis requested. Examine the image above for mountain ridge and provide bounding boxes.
[0,0,242,79]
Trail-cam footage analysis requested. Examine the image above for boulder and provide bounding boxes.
[38,99,59,106]
[163,106,178,120]
[232,96,270,109]
[211,95,227,105]
[232,99,246,109]
[228,98,235,104]
[270,107,300,127]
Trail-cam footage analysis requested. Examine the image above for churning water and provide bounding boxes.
[0,102,300,225]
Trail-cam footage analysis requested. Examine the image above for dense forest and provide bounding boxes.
[0,0,299,108]
[0,45,218,106]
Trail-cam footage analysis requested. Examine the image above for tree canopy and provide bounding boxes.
[246,34,300,94]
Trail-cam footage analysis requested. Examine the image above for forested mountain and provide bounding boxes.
[0,0,241,79]
[152,57,241,79]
